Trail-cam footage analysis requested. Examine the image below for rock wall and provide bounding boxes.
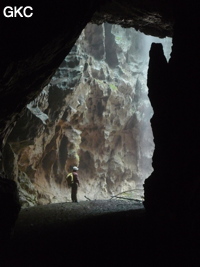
[5,23,171,206]
[0,0,174,149]
[144,4,200,222]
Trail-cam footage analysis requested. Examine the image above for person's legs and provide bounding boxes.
[71,184,78,202]
[71,186,74,202]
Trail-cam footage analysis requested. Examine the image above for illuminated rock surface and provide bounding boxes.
[5,24,172,205]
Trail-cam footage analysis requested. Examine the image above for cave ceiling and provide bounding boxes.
[0,0,178,147]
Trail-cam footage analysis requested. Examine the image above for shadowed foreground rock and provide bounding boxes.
[0,177,20,244]
[2,200,200,267]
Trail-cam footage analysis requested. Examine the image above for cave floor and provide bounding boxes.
[3,199,200,267]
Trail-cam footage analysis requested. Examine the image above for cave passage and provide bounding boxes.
[2,2,200,267]
[6,23,172,207]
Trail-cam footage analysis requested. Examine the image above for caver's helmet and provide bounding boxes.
[73,166,79,171]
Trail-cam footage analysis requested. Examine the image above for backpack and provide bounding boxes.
[66,172,73,187]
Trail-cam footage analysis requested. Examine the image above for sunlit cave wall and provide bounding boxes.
[4,23,172,206]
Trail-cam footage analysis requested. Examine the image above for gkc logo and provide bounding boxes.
[3,6,33,17]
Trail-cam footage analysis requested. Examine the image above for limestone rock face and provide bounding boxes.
[5,23,171,205]
[0,0,174,149]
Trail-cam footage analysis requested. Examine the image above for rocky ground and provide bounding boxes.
[2,199,200,267]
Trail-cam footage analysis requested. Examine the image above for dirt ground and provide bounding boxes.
[2,199,200,267]
[14,198,144,229]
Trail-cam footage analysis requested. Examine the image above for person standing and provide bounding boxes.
[66,166,80,203]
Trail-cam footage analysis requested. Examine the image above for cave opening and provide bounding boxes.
[5,23,172,207]
[2,1,200,266]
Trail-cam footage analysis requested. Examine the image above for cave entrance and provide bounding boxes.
[7,23,172,207]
